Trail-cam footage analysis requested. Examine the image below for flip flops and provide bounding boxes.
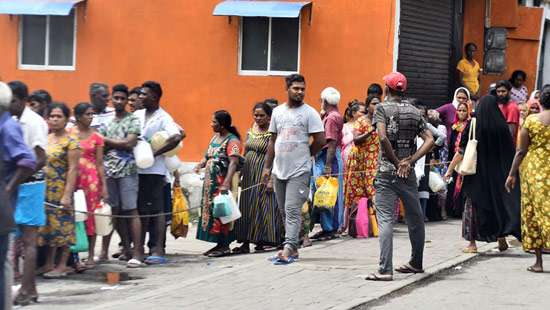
[42,270,68,279]
[395,263,424,274]
[144,256,168,265]
[127,258,146,268]
[273,256,297,265]
[365,273,393,281]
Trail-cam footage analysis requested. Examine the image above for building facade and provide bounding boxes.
[0,0,543,160]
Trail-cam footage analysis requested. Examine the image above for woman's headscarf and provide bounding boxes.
[527,90,541,113]
[452,87,471,109]
[529,90,540,101]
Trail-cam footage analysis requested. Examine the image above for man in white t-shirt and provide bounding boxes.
[8,81,48,304]
[134,81,183,264]
[262,74,326,264]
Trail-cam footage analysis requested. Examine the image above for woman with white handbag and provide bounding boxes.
[445,96,521,253]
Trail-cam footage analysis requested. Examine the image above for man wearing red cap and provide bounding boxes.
[366,72,434,281]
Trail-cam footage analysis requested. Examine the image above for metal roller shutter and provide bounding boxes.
[397,0,455,107]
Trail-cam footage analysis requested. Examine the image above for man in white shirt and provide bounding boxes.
[8,81,48,305]
[134,81,183,263]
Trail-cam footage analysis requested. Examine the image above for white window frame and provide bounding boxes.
[238,16,301,76]
[17,9,78,71]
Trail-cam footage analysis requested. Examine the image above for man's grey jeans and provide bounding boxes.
[374,172,425,274]
[273,172,310,252]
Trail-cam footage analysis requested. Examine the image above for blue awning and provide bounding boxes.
[213,1,312,18]
[0,0,85,16]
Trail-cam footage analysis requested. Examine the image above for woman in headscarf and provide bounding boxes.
[436,87,471,142]
[527,91,541,115]
[445,96,521,253]
[444,101,470,219]
[505,85,550,273]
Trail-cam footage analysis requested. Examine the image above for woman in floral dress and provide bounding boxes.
[38,103,79,278]
[506,86,550,273]
[71,103,107,266]
[343,95,380,231]
[194,110,242,257]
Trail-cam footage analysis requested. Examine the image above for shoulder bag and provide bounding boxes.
[455,117,477,176]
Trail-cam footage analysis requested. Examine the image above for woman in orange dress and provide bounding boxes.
[343,95,380,231]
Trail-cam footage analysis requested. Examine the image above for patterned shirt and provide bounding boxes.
[374,98,426,173]
[100,112,141,178]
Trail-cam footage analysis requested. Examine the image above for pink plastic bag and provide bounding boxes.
[355,198,370,238]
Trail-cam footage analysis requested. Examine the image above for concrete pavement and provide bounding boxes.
[369,247,549,310]
[20,220,502,310]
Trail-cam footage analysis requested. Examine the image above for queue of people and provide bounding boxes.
[1,65,549,306]
[0,80,184,306]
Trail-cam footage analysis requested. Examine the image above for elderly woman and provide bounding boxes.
[38,103,79,278]
[311,87,344,240]
[194,110,242,257]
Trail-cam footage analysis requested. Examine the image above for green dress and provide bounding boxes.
[196,133,241,245]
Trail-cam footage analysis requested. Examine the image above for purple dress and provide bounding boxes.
[436,103,456,144]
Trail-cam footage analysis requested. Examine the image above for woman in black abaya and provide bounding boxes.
[445,95,521,253]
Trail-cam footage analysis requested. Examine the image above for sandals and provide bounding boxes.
[203,245,221,256]
[14,292,38,306]
[118,253,132,261]
[309,231,327,240]
[395,263,424,274]
[144,256,168,265]
[526,266,543,273]
[462,247,478,254]
[42,270,68,279]
[208,249,231,258]
[365,273,393,281]
[254,245,266,253]
[498,238,509,252]
[232,246,250,254]
[273,256,296,265]
[127,258,146,268]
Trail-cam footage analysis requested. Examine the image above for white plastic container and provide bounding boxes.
[73,189,88,222]
[94,201,113,236]
[151,131,182,157]
[165,155,181,172]
[134,139,155,169]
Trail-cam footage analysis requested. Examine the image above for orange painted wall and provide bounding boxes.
[0,0,396,161]
[463,1,542,95]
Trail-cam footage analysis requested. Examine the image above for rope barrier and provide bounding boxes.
[43,160,452,218]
